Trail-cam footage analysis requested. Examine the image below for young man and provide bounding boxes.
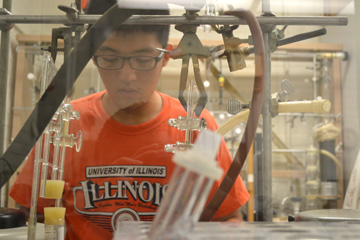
[10,1,249,239]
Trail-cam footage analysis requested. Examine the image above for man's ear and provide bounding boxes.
[162,44,173,67]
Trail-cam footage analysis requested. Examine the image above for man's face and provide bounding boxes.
[94,31,169,111]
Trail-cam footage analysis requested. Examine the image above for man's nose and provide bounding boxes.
[117,60,136,82]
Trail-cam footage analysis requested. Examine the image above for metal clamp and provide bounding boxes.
[58,3,79,22]
[214,24,250,71]
[270,79,295,117]
[171,19,211,117]
[0,8,13,31]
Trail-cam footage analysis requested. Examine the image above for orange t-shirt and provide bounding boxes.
[10,91,249,240]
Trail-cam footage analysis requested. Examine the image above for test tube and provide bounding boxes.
[148,129,223,240]
[28,52,57,240]
[305,147,320,210]
[44,207,66,240]
[28,134,43,240]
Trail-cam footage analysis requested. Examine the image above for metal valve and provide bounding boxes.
[71,110,80,120]
[49,114,64,135]
[58,103,80,121]
[270,79,295,117]
[227,99,250,115]
[63,131,83,152]
[164,142,194,153]
[279,79,295,102]
[50,131,62,146]
[168,116,207,131]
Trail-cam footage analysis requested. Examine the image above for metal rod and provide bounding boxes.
[277,28,327,46]
[0,1,11,152]
[313,54,318,100]
[0,0,12,207]
[259,0,273,223]
[262,31,273,222]
[262,0,271,13]
[0,15,348,26]
[249,28,328,54]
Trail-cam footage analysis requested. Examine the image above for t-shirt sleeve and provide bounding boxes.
[9,148,54,213]
[210,139,250,219]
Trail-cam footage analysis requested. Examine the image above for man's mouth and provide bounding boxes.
[119,88,137,93]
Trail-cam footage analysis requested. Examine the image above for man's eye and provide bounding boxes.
[102,56,120,63]
[134,57,152,63]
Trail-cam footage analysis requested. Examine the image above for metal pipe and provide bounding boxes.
[0,0,11,151]
[0,15,348,26]
[260,0,273,223]
[0,0,12,207]
[313,54,317,99]
[262,0,271,13]
[262,31,273,222]
[249,28,328,54]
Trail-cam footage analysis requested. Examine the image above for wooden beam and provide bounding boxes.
[16,34,64,46]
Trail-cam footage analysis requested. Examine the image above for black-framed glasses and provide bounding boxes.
[93,52,164,71]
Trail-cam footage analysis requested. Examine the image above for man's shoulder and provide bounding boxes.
[158,92,178,103]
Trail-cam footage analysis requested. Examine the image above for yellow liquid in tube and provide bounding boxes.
[43,180,65,199]
[44,207,66,225]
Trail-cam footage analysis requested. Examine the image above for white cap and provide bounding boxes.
[172,129,224,180]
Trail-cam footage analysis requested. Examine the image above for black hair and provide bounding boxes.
[85,0,170,47]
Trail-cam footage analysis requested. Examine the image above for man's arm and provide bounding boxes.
[211,208,243,222]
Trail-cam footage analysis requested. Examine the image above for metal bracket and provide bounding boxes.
[249,24,286,52]
[259,11,276,33]
[41,3,85,61]
[214,24,250,72]
[172,21,211,117]
[42,24,85,62]
[58,3,79,22]
[0,8,13,31]
[270,79,295,117]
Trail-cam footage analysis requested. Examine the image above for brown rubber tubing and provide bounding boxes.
[200,8,265,221]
